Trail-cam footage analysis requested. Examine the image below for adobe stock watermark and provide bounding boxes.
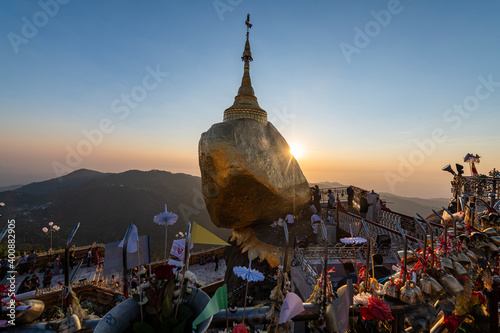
[385,74,500,191]
[51,64,169,180]
[213,0,243,21]
[268,106,296,132]
[7,0,70,54]
[177,186,207,225]
[339,0,411,64]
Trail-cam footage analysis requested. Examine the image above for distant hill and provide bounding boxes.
[0,169,231,260]
[378,192,450,217]
[15,169,108,195]
[314,181,346,189]
[0,184,23,192]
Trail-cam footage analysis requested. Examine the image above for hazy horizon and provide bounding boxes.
[0,166,452,200]
[2,1,499,199]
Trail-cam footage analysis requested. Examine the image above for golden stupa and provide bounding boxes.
[223,16,267,124]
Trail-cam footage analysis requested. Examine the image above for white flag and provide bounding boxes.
[118,225,139,253]
[170,238,193,261]
[279,292,304,324]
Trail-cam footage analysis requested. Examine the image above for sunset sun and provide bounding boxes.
[289,143,304,158]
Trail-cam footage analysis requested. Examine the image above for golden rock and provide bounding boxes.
[199,119,310,228]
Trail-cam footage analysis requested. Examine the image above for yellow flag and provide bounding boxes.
[190,222,230,246]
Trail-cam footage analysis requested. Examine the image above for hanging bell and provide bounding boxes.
[453,261,467,275]
[429,275,444,294]
[440,274,464,295]
[458,234,470,245]
[398,250,416,263]
[466,250,478,261]
[383,278,399,299]
[457,252,471,265]
[419,275,432,295]
[471,232,487,243]
[487,242,499,252]
[483,227,498,236]
[490,236,500,247]
[399,281,424,305]
[358,278,380,293]
[441,257,453,270]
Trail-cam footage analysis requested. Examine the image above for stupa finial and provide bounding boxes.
[242,14,253,62]
[246,14,252,38]
[223,14,267,124]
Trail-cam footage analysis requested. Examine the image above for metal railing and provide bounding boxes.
[294,248,319,285]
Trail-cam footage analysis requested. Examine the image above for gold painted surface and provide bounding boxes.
[230,227,292,268]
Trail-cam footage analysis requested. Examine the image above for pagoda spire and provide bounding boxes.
[223,14,267,124]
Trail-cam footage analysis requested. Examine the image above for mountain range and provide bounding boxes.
[0,169,231,259]
[0,171,449,259]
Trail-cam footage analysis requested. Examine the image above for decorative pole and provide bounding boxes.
[393,220,408,285]
[282,222,290,295]
[42,222,60,252]
[320,220,329,310]
[417,213,435,267]
[175,222,192,318]
[360,219,371,292]
[64,223,80,314]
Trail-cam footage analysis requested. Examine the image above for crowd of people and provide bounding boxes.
[13,248,104,295]
[198,253,220,271]
[306,185,393,291]
[309,185,383,221]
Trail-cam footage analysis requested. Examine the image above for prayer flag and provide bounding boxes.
[192,284,227,329]
[118,224,139,253]
[279,292,304,324]
[170,238,192,261]
[190,222,229,246]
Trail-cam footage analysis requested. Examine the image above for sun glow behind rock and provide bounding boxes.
[289,143,304,158]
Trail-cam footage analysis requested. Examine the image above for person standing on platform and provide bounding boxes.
[369,254,392,280]
[374,197,382,222]
[42,266,53,288]
[53,254,61,275]
[86,248,92,267]
[367,190,379,221]
[313,185,321,213]
[28,250,37,274]
[334,262,358,291]
[214,255,219,271]
[359,191,372,219]
[311,213,323,244]
[347,186,354,208]
[19,252,28,275]
[30,274,40,290]
[327,189,336,209]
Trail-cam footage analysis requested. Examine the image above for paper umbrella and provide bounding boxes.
[233,252,264,282]
[153,204,178,226]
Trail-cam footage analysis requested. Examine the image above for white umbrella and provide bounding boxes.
[153,204,178,261]
[233,252,264,323]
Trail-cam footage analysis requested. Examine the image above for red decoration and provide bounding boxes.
[154,264,175,280]
[233,323,248,333]
[359,297,394,321]
[442,314,465,332]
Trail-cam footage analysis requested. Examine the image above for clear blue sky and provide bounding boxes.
[1,0,499,198]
